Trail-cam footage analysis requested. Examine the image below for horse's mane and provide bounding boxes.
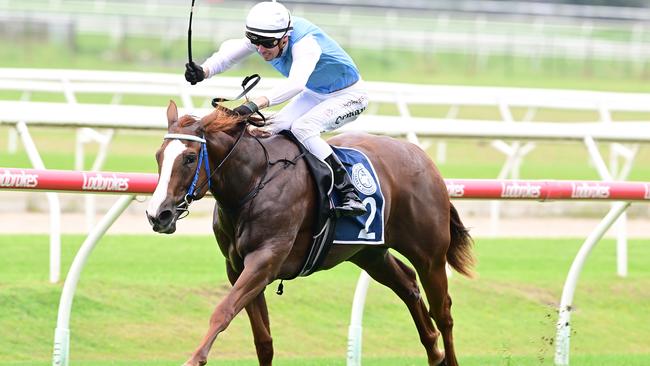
[178,105,265,134]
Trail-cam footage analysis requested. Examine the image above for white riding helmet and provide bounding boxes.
[245,1,293,38]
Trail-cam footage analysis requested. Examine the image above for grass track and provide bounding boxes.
[1,235,649,365]
[4,355,650,366]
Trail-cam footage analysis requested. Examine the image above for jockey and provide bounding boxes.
[184,1,368,217]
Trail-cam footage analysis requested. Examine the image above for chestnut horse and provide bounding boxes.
[146,101,474,366]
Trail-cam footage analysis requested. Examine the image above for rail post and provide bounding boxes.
[554,201,631,366]
[52,195,135,366]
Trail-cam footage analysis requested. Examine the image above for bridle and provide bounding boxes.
[163,125,248,220]
[162,133,206,219]
[162,74,300,220]
[163,124,304,221]
[162,74,261,219]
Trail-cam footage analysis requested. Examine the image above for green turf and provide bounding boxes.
[1,235,649,365]
[3,355,650,366]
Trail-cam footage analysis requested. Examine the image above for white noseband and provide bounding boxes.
[164,133,206,143]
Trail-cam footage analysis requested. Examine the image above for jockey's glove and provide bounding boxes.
[184,62,205,85]
[233,101,259,116]
[247,124,273,138]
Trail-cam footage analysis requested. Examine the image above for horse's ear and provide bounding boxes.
[167,100,178,128]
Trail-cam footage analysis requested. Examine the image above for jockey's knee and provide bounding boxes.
[301,135,332,161]
[290,120,321,143]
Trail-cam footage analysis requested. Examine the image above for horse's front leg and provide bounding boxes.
[226,263,273,366]
[183,248,279,366]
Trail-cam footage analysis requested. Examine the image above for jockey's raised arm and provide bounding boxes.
[201,39,256,78]
[185,1,369,217]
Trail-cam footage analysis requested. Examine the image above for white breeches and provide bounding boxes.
[267,81,368,161]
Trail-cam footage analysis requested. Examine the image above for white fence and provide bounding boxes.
[1,68,649,283]
[2,67,649,182]
[1,0,649,63]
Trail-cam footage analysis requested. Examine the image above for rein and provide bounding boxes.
[163,126,247,219]
[238,136,305,207]
[165,125,302,220]
[163,75,298,219]
[212,74,266,127]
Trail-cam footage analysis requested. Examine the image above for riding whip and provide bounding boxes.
[187,0,196,64]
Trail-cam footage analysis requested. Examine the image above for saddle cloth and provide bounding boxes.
[330,146,386,245]
[279,132,386,278]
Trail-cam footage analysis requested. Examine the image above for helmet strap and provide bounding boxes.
[273,12,291,59]
[274,36,289,59]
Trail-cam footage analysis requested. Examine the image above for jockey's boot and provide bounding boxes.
[325,153,367,217]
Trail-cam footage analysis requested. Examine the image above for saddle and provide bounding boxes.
[280,131,337,278]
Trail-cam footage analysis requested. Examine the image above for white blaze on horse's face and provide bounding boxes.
[146,139,187,217]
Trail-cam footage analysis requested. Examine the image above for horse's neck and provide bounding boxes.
[209,130,265,210]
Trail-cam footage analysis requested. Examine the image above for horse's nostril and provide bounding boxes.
[158,209,174,224]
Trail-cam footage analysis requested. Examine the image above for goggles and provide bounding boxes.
[246,32,281,48]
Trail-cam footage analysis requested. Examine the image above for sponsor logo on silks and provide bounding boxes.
[351,163,377,195]
[446,182,465,197]
[571,182,610,199]
[342,95,368,108]
[335,106,366,124]
[0,169,38,188]
[82,173,129,192]
[501,182,542,198]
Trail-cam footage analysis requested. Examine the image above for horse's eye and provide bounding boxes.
[184,154,197,165]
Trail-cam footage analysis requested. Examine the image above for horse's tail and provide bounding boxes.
[447,203,475,278]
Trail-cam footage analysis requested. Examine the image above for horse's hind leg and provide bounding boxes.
[349,247,445,366]
[412,256,458,366]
